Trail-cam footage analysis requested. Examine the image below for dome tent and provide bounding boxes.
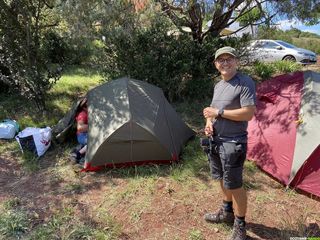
[247,71,320,197]
[83,77,195,171]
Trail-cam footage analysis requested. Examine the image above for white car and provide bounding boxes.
[246,39,317,64]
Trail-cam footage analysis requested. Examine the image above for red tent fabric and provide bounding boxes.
[247,71,320,197]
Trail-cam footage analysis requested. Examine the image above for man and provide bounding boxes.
[203,46,256,240]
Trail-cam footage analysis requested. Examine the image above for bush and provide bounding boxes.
[101,19,214,101]
[252,62,275,80]
[42,33,100,66]
[249,60,303,81]
[0,3,62,110]
[101,15,250,102]
[42,31,69,64]
[272,60,302,73]
[0,63,11,93]
[66,37,95,65]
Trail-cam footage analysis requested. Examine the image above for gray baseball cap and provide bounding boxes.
[215,46,238,60]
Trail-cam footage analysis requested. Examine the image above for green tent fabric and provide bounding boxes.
[52,98,85,143]
[83,77,195,171]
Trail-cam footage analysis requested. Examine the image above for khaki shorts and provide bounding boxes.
[208,141,247,189]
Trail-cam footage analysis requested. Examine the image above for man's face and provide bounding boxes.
[214,53,238,80]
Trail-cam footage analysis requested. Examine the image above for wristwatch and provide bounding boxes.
[218,108,224,118]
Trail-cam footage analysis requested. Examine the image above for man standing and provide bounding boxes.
[203,46,256,240]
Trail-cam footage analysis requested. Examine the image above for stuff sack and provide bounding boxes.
[16,127,52,157]
[0,119,19,139]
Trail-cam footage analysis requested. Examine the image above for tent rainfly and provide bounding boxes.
[247,71,320,197]
[83,77,195,171]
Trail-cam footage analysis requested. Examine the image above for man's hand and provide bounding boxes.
[203,107,218,119]
[204,119,214,136]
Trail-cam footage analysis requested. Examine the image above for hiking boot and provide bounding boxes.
[228,220,246,240]
[204,207,235,224]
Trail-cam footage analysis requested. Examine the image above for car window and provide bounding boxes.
[263,42,279,49]
[276,40,296,49]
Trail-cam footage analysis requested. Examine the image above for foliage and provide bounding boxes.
[250,60,303,80]
[102,16,212,101]
[0,210,29,238]
[27,207,123,240]
[41,31,70,64]
[272,60,302,74]
[156,0,270,43]
[0,0,62,111]
[238,6,264,26]
[101,11,252,101]
[274,0,320,25]
[257,26,293,43]
[155,0,320,43]
[252,61,275,80]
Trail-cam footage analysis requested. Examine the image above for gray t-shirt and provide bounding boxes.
[210,72,256,142]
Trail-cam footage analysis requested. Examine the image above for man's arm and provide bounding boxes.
[203,106,256,121]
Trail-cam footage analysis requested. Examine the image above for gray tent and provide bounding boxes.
[83,77,194,171]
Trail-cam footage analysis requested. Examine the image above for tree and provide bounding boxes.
[0,0,62,110]
[274,0,320,25]
[155,0,320,43]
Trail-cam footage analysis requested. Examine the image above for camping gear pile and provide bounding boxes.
[16,127,52,157]
[247,71,320,198]
[1,118,52,157]
[0,119,19,139]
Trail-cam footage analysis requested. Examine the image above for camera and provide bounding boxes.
[199,136,214,154]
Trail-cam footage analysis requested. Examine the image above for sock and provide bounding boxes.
[223,200,233,212]
[235,216,246,227]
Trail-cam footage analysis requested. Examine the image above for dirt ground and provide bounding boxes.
[1,61,320,240]
[1,149,320,240]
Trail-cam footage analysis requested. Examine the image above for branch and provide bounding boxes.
[157,0,191,30]
[227,0,269,27]
[209,0,243,35]
[39,22,60,29]
[226,12,278,36]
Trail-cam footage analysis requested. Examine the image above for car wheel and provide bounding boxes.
[283,55,296,62]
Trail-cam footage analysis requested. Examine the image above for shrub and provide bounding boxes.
[101,14,250,102]
[42,31,69,64]
[252,62,276,80]
[272,60,302,73]
[66,37,96,65]
[101,18,215,101]
[0,2,62,110]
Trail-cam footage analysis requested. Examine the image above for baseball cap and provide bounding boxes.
[215,46,238,60]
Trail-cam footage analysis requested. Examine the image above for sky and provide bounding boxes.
[277,19,320,36]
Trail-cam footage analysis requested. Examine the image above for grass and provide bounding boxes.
[0,199,29,239]
[25,205,123,240]
[188,228,205,240]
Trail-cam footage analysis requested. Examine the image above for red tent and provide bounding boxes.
[247,71,320,197]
